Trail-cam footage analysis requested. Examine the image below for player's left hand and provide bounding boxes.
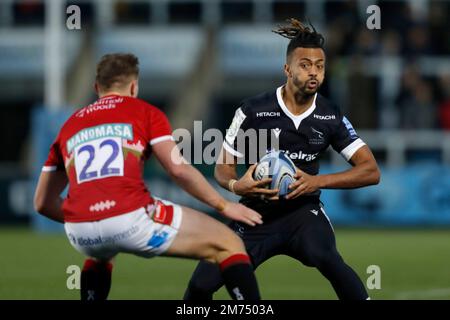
[285,169,321,200]
[220,201,263,226]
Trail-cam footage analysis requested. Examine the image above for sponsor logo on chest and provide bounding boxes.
[256,111,281,118]
[280,149,319,162]
[309,127,326,145]
[313,114,336,120]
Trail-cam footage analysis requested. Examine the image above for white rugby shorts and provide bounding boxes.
[64,198,183,260]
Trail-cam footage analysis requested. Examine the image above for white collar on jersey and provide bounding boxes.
[276,86,317,130]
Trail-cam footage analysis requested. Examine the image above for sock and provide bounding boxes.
[317,255,369,300]
[183,260,223,301]
[219,253,260,300]
[80,259,113,301]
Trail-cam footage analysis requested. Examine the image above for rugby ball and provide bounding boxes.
[253,151,297,198]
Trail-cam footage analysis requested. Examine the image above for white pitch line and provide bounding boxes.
[394,288,450,299]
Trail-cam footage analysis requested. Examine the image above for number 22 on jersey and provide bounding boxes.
[74,137,124,183]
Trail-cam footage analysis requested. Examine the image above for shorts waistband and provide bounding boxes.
[241,196,320,216]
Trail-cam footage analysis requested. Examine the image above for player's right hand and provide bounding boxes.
[233,164,279,199]
[220,201,263,226]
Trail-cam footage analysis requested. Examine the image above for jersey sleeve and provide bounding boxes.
[330,114,366,162]
[147,106,174,146]
[223,104,251,158]
[42,137,64,172]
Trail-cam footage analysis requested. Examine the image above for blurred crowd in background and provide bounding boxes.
[1,1,449,162]
[5,0,449,131]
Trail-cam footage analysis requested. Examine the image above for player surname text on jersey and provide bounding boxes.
[67,123,133,152]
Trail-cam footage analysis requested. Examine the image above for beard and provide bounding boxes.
[292,77,321,103]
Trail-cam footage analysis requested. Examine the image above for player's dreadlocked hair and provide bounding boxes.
[273,18,325,59]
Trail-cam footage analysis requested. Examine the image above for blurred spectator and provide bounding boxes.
[324,0,360,56]
[396,64,422,99]
[429,1,450,55]
[350,29,380,56]
[438,75,450,130]
[324,17,353,57]
[325,0,359,28]
[272,1,305,23]
[380,30,402,56]
[115,1,150,25]
[14,0,44,26]
[398,79,437,129]
[404,24,434,57]
[379,0,410,33]
[347,56,377,129]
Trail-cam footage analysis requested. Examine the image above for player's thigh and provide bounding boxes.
[287,203,338,266]
[228,220,283,269]
[163,206,245,261]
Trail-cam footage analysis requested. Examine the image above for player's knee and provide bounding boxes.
[222,229,246,252]
[209,229,246,264]
[303,247,342,269]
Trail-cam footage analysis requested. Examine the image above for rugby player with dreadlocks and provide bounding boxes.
[183,19,380,300]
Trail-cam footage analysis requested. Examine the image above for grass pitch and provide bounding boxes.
[0,227,449,300]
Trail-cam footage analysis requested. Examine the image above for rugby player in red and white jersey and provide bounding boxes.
[34,53,264,300]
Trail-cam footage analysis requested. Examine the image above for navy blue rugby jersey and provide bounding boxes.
[223,86,366,203]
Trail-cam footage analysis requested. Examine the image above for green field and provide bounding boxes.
[0,227,449,300]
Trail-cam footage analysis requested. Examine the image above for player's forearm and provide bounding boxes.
[214,163,238,191]
[317,161,380,189]
[170,164,227,211]
[34,197,65,223]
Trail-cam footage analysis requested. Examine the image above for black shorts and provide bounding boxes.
[231,197,336,268]
[184,196,368,300]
